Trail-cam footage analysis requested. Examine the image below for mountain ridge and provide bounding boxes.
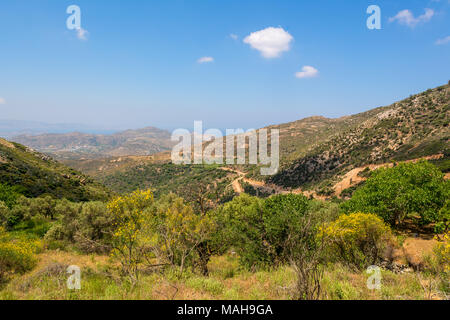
[11,126,175,160]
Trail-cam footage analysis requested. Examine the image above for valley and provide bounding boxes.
[0,83,448,301]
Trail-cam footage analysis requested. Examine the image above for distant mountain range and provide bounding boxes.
[10,126,175,160]
[67,83,449,197]
[0,83,448,201]
[0,119,119,139]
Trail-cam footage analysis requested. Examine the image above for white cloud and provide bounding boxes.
[389,8,434,28]
[295,66,319,79]
[436,36,450,45]
[243,27,293,59]
[76,28,89,40]
[197,56,214,64]
[0,98,5,105]
[230,34,238,40]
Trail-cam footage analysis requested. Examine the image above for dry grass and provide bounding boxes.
[0,250,447,300]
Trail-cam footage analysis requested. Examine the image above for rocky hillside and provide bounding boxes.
[11,127,175,160]
[62,83,449,198]
[269,83,449,189]
[0,138,111,201]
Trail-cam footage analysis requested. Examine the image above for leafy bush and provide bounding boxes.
[149,193,214,275]
[0,228,39,282]
[216,193,313,268]
[434,232,450,273]
[0,202,9,227]
[435,200,449,234]
[45,200,83,242]
[108,190,154,283]
[0,183,22,209]
[319,213,393,270]
[214,194,265,268]
[45,200,112,253]
[342,161,449,227]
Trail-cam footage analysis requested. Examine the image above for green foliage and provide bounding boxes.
[108,190,155,283]
[342,161,449,227]
[215,193,318,269]
[0,202,8,227]
[0,227,39,282]
[108,190,215,282]
[435,200,450,234]
[45,200,113,253]
[0,140,110,202]
[148,193,215,275]
[0,183,22,209]
[319,213,394,270]
[101,163,233,201]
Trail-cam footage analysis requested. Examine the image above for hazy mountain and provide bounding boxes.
[10,127,175,160]
[0,119,117,139]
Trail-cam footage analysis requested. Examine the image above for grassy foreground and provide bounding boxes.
[0,249,446,300]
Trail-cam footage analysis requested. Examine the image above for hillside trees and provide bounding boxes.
[0,183,22,209]
[342,161,449,227]
[214,193,327,268]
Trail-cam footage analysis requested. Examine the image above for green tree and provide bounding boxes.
[342,161,449,227]
[108,190,155,285]
[215,193,311,268]
[0,183,21,209]
[319,213,394,269]
[150,194,214,275]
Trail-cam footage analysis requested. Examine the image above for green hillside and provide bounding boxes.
[100,163,237,203]
[0,138,111,201]
[268,84,449,189]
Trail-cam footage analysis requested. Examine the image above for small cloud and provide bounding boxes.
[389,8,434,28]
[244,27,293,59]
[295,66,319,79]
[436,36,450,45]
[0,98,5,104]
[197,56,214,64]
[230,34,238,40]
[76,27,89,41]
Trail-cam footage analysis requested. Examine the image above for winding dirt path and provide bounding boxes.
[221,154,446,198]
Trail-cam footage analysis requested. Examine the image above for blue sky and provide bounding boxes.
[0,0,449,132]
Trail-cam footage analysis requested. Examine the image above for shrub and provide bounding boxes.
[319,213,393,270]
[216,193,313,269]
[435,200,449,234]
[434,232,450,273]
[75,202,113,253]
[342,161,449,227]
[0,183,22,209]
[150,193,215,275]
[432,232,450,293]
[28,196,57,220]
[214,194,266,268]
[0,202,9,227]
[108,190,155,284]
[45,200,83,242]
[0,228,38,282]
[45,200,113,253]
